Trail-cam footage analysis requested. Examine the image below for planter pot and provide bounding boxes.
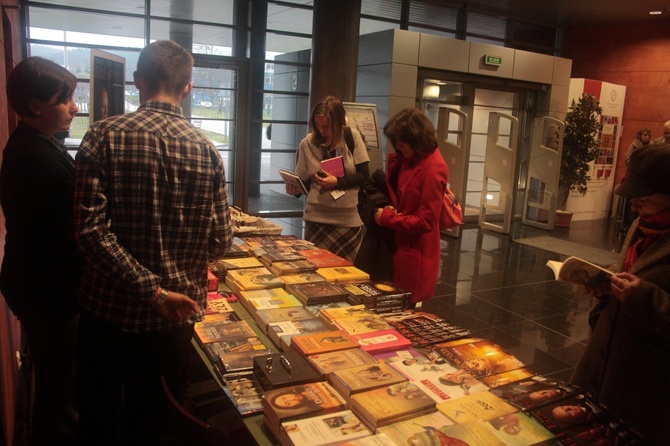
[554,210,574,228]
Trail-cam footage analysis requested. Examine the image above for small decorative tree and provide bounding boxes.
[558,93,603,210]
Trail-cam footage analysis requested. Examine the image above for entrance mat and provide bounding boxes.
[513,235,619,267]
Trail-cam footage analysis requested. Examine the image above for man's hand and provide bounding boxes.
[151,289,200,322]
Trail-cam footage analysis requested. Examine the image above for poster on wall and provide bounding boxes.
[566,79,626,221]
[90,49,126,123]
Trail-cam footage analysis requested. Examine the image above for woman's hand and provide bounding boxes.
[286,183,303,196]
[610,272,640,304]
[313,170,338,190]
[374,206,395,224]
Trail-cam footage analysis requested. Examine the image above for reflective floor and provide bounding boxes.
[270,215,627,383]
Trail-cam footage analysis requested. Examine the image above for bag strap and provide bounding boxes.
[344,127,355,154]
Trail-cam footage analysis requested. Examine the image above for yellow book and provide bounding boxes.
[316,266,370,283]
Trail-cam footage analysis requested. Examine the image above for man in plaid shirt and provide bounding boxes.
[74,40,232,444]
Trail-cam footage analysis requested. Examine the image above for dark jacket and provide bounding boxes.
[0,123,83,318]
[571,219,670,444]
[354,169,395,281]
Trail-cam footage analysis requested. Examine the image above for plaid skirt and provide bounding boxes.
[304,222,363,262]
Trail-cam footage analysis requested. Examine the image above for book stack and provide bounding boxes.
[225,266,285,294]
[296,248,353,268]
[219,236,252,258]
[328,362,407,401]
[267,318,329,351]
[278,409,373,446]
[286,282,349,306]
[262,382,348,439]
[436,390,518,424]
[265,259,318,277]
[207,268,218,291]
[316,266,370,284]
[306,348,379,380]
[380,311,472,348]
[305,301,352,318]
[280,272,328,286]
[194,319,257,346]
[329,312,391,336]
[237,288,302,314]
[253,306,316,334]
[208,256,263,282]
[289,330,359,357]
[343,281,412,314]
[432,338,526,380]
[349,382,437,430]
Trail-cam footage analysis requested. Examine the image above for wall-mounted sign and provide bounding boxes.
[484,55,502,66]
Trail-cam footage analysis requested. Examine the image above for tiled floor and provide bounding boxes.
[270,215,627,383]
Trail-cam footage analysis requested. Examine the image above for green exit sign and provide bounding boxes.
[484,55,502,66]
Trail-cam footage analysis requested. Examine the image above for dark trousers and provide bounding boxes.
[76,310,194,446]
[21,312,79,446]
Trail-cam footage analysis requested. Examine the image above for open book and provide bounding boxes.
[278,169,308,195]
[546,256,613,289]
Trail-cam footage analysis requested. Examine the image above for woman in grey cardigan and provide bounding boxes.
[571,143,670,445]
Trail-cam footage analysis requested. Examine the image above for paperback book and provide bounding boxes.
[266,259,318,276]
[253,306,316,334]
[376,411,454,445]
[318,304,368,326]
[194,320,257,345]
[296,248,353,268]
[305,301,351,318]
[280,272,328,286]
[331,313,392,335]
[208,256,263,281]
[203,291,236,314]
[433,337,526,379]
[201,335,269,363]
[316,266,370,284]
[348,329,412,355]
[546,256,612,291]
[222,371,264,416]
[279,410,372,446]
[238,288,302,313]
[289,330,359,356]
[349,382,437,429]
[527,393,608,435]
[278,168,309,195]
[286,282,349,305]
[328,362,407,400]
[259,249,308,265]
[307,348,379,379]
[225,266,285,292]
[268,318,329,349]
[343,281,412,306]
[320,155,345,177]
[490,376,584,411]
[381,311,472,347]
[262,382,348,438]
[436,390,518,424]
[386,349,489,402]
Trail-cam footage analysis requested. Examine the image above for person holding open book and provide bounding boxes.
[571,143,670,444]
[374,108,448,304]
[288,96,370,262]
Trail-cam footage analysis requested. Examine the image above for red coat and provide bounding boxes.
[379,149,449,302]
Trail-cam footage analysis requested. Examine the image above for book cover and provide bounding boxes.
[305,301,351,318]
[290,330,359,356]
[296,248,353,268]
[484,411,556,445]
[332,313,391,335]
[203,291,236,314]
[527,394,607,435]
[546,256,612,292]
[328,362,407,399]
[222,371,264,416]
[381,311,472,348]
[316,266,370,284]
[319,304,368,326]
[260,249,307,264]
[209,257,263,280]
[194,320,257,345]
[348,329,412,355]
[253,306,316,334]
[201,335,268,363]
[343,281,412,305]
[286,282,349,305]
[376,411,454,445]
[436,390,518,424]
[279,410,372,446]
[480,368,535,388]
[198,308,240,323]
[433,338,526,378]
[306,348,378,379]
[349,382,437,428]
[225,266,284,291]
[279,168,309,195]
[267,259,318,276]
[390,420,508,446]
[385,350,489,402]
[280,272,329,286]
[218,237,251,258]
[320,155,345,177]
[490,376,584,411]
[262,382,348,431]
[238,288,302,312]
[268,319,329,348]
[219,348,274,374]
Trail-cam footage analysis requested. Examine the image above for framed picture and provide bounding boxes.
[343,102,381,152]
[90,49,126,123]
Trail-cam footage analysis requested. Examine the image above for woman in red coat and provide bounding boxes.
[375,108,449,303]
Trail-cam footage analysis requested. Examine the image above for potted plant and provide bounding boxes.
[555,93,603,227]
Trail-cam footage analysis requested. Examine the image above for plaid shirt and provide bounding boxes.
[74,100,232,333]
